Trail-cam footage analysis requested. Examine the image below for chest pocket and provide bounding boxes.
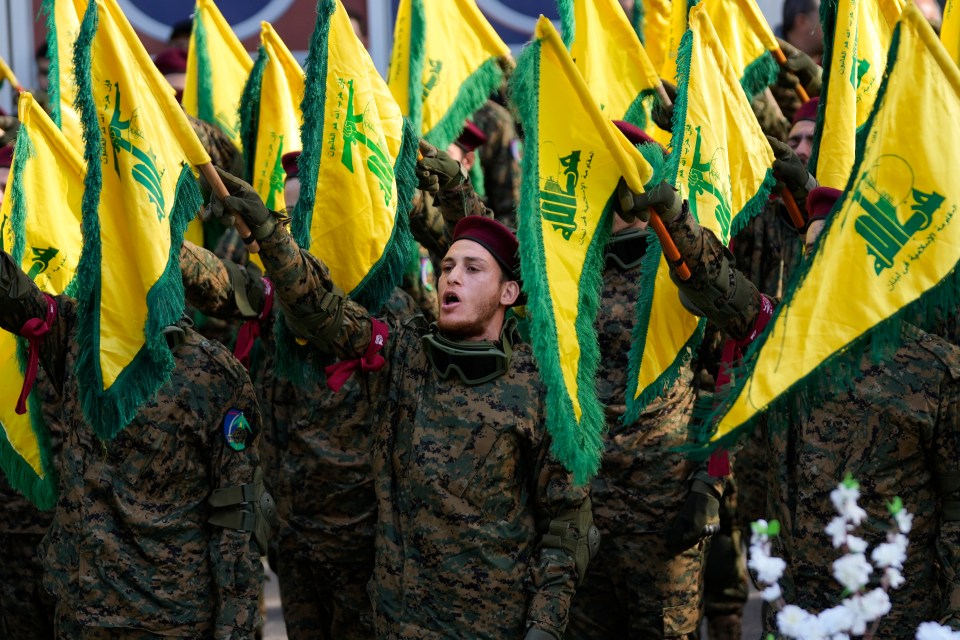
[108,422,176,488]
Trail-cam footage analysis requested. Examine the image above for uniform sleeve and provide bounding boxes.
[180,241,266,320]
[208,366,265,638]
[256,225,379,361]
[525,432,591,638]
[933,375,960,628]
[0,250,71,392]
[409,179,494,265]
[473,100,521,221]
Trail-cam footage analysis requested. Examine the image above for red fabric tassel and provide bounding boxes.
[234,278,274,370]
[708,449,731,478]
[324,318,389,392]
[16,295,57,415]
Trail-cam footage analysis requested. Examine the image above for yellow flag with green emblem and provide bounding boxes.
[387,0,511,147]
[0,92,84,508]
[943,0,960,66]
[699,0,781,98]
[239,22,304,214]
[39,0,85,151]
[808,0,902,189]
[705,4,960,448]
[626,2,775,418]
[182,0,252,150]
[72,0,212,440]
[292,0,416,313]
[513,16,654,483]
[557,0,662,128]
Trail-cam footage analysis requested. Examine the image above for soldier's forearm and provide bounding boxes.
[180,241,265,320]
[0,251,50,335]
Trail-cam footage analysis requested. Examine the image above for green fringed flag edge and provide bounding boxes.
[633,0,646,43]
[686,21,960,456]
[273,0,415,383]
[193,5,216,126]
[40,0,62,129]
[557,0,576,48]
[0,126,58,509]
[511,38,607,486]
[72,0,200,441]
[238,45,268,183]
[623,88,656,129]
[740,50,779,101]
[423,57,504,150]
[807,0,837,174]
[406,0,426,132]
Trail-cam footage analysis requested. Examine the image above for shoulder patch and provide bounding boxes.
[914,331,960,381]
[223,409,254,451]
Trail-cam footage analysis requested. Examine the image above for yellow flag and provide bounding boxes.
[513,16,653,483]
[292,0,416,313]
[809,0,902,189]
[0,92,84,508]
[387,0,511,147]
[183,0,253,150]
[708,4,960,445]
[239,22,304,215]
[39,0,85,151]
[699,0,780,98]
[73,0,212,440]
[558,0,661,127]
[944,0,960,66]
[626,3,776,418]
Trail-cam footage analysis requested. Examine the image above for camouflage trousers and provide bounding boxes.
[0,532,55,640]
[567,532,706,639]
[275,531,375,640]
[53,605,208,639]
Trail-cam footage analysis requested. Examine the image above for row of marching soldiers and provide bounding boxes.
[1,0,959,639]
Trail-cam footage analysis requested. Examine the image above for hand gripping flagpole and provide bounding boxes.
[198,163,261,254]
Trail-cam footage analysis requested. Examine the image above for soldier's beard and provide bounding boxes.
[437,296,500,342]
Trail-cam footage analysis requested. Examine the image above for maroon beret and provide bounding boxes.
[154,47,188,75]
[792,97,820,127]
[452,215,520,278]
[455,121,488,154]
[613,119,656,146]
[0,144,13,169]
[806,186,842,221]
[281,151,301,179]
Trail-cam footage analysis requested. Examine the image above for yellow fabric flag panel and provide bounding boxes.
[698,0,781,97]
[40,0,85,152]
[710,4,960,444]
[943,0,960,66]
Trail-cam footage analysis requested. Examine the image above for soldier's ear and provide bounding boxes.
[500,280,520,307]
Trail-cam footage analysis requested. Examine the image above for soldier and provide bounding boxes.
[616,161,960,635]
[207,159,596,639]
[0,250,268,638]
[471,100,521,227]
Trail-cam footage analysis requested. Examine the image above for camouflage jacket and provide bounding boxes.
[662,207,960,633]
[255,226,589,640]
[181,241,419,553]
[472,99,521,226]
[730,199,803,299]
[591,236,706,536]
[0,251,264,637]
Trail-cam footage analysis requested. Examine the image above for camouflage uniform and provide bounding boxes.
[663,203,960,636]
[471,100,521,227]
[566,230,715,640]
[181,240,419,639]
[253,224,590,639]
[0,250,265,639]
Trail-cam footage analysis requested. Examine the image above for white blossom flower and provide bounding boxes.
[886,567,906,589]
[896,509,914,534]
[846,535,868,553]
[830,633,851,640]
[778,604,815,638]
[749,551,787,585]
[915,621,960,639]
[872,538,907,569]
[859,588,892,621]
[818,605,856,634]
[825,517,851,548]
[831,483,868,524]
[761,583,782,602]
[832,553,873,592]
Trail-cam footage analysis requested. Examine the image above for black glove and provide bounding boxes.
[776,37,822,96]
[615,179,682,224]
[665,479,721,554]
[651,80,677,132]
[208,167,286,241]
[767,135,816,196]
[417,140,465,194]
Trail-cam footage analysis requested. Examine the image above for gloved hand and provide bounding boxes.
[615,179,682,224]
[776,37,822,96]
[651,80,677,132]
[767,135,816,196]
[665,479,721,554]
[208,167,287,241]
[417,140,465,194]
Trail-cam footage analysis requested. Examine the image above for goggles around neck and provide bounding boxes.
[421,318,517,385]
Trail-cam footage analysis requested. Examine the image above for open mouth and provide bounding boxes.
[441,291,461,309]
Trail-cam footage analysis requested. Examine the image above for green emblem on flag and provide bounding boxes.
[422,58,443,100]
[339,77,394,206]
[26,247,61,279]
[540,150,583,240]
[107,82,166,221]
[687,126,732,233]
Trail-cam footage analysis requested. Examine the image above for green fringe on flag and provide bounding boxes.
[40,0,63,129]
[238,44,268,183]
[558,0,576,48]
[808,0,837,174]
[422,58,503,149]
[71,0,201,441]
[193,6,216,127]
[633,0,646,43]
[740,50,780,100]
